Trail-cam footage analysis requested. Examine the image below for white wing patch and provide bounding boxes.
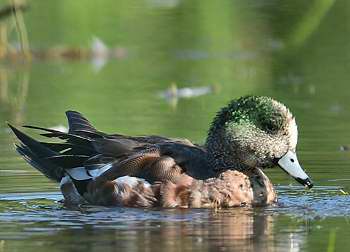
[66,163,113,181]
[65,164,151,189]
[86,163,113,177]
[66,167,91,180]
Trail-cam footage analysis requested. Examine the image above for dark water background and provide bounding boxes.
[0,0,350,251]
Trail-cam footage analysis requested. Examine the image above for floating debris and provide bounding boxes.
[2,35,128,66]
[91,37,109,57]
[329,103,342,114]
[159,83,220,107]
[90,37,109,72]
[159,83,218,108]
[89,37,128,72]
[146,0,181,9]
[339,145,349,152]
[160,83,219,100]
[340,189,349,195]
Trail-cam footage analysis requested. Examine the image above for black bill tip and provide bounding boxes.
[295,177,313,189]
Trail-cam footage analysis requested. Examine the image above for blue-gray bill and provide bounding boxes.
[278,150,314,189]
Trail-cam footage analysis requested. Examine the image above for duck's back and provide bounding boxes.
[10,111,214,201]
[65,111,213,182]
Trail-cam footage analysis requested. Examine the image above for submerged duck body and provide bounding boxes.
[9,96,312,208]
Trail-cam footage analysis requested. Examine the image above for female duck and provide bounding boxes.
[9,96,313,208]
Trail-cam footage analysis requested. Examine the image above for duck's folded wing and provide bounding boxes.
[94,142,214,185]
[11,110,212,188]
[158,142,215,179]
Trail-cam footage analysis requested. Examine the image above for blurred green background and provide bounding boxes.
[1,0,349,187]
[0,0,350,251]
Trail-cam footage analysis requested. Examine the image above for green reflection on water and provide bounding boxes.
[0,0,350,251]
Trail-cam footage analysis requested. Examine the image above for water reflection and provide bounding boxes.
[0,66,30,124]
[2,186,346,251]
[0,0,350,251]
[0,197,308,252]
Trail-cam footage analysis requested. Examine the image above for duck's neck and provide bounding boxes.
[205,134,245,172]
[205,105,252,172]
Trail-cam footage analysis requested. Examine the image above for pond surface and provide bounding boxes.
[0,0,350,251]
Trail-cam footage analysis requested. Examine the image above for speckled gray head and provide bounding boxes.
[206,96,313,188]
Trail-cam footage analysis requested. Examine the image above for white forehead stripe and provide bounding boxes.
[288,117,298,149]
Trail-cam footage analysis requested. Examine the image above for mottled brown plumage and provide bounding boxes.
[9,96,312,208]
[62,169,276,208]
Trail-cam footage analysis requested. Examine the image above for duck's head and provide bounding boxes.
[206,96,313,189]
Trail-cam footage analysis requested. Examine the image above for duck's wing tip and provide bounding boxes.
[7,122,17,132]
[65,110,97,134]
[7,123,27,141]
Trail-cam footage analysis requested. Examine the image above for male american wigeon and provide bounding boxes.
[8,96,313,208]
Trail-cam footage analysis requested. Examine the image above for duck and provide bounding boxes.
[8,96,313,208]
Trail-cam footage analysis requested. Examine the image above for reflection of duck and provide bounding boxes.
[204,209,275,251]
[20,208,306,252]
[9,96,313,208]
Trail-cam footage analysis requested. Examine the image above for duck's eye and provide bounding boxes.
[260,113,283,133]
[290,158,295,163]
[262,120,278,133]
[265,123,276,132]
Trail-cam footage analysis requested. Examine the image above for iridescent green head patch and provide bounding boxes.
[206,95,297,171]
[213,96,288,135]
[235,96,286,133]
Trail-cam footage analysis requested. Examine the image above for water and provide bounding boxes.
[0,0,350,251]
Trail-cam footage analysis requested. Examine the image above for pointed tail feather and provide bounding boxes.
[65,111,97,134]
[8,124,65,182]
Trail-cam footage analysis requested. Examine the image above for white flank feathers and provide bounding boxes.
[115,176,151,188]
[65,164,150,189]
